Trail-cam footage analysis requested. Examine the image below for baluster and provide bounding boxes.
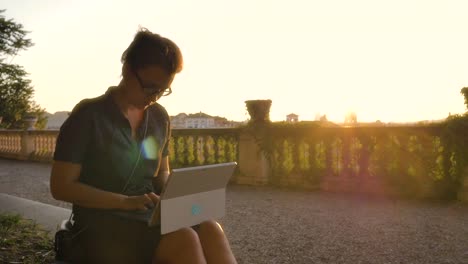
[11,135,15,153]
[40,134,46,159]
[218,136,227,163]
[185,136,195,165]
[213,136,220,163]
[38,134,44,158]
[10,135,17,153]
[291,137,302,186]
[10,135,15,153]
[331,137,343,176]
[371,134,385,177]
[225,136,237,163]
[46,135,54,160]
[204,136,215,164]
[358,135,371,178]
[0,135,4,152]
[5,135,9,153]
[224,136,232,163]
[341,134,351,177]
[2,135,7,152]
[273,137,285,186]
[203,136,208,164]
[36,134,42,158]
[316,140,327,182]
[168,136,176,165]
[2,135,6,152]
[6,135,10,152]
[231,135,239,162]
[323,135,334,188]
[196,136,204,165]
[31,134,36,158]
[17,134,21,153]
[351,137,363,176]
[173,135,179,166]
[176,136,186,167]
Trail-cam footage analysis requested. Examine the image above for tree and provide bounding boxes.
[0,10,46,129]
[461,87,468,111]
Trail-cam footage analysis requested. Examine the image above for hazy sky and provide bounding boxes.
[2,0,468,122]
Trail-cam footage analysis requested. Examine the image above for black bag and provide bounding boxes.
[54,220,74,262]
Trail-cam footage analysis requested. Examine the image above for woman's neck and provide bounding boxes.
[112,84,145,118]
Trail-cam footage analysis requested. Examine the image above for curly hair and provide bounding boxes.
[121,28,183,74]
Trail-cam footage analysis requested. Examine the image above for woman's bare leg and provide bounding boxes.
[196,220,237,264]
[153,227,207,264]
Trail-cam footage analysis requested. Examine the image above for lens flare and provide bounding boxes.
[142,136,160,159]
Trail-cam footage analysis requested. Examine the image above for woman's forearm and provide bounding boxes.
[152,170,170,194]
[52,181,127,210]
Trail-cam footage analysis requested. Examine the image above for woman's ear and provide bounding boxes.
[121,63,131,79]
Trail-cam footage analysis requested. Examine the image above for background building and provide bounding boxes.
[45,111,70,129]
[170,112,242,128]
[286,113,299,123]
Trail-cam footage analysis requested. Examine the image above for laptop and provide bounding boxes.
[115,162,235,234]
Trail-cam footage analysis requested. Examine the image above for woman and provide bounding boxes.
[50,28,237,264]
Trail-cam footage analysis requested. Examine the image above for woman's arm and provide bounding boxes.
[152,156,170,193]
[50,160,158,210]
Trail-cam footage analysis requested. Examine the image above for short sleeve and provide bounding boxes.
[161,125,171,157]
[53,101,93,164]
[154,103,171,158]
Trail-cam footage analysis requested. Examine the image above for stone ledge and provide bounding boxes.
[0,193,71,237]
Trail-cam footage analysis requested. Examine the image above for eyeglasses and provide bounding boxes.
[133,70,172,96]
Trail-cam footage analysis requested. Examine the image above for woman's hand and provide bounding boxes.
[122,192,160,211]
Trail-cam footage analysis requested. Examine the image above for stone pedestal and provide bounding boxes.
[457,166,468,203]
[19,131,35,160]
[236,132,270,185]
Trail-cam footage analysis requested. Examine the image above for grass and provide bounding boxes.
[0,213,55,263]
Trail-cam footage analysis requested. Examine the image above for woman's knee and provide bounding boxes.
[154,227,205,263]
[196,221,237,263]
[166,227,201,247]
[198,220,225,238]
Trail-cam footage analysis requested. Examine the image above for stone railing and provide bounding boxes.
[0,128,241,167]
[0,130,22,159]
[246,126,445,196]
[0,130,57,162]
[1,126,467,201]
[170,128,240,169]
[238,124,468,201]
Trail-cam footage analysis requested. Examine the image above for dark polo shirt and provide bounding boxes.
[54,87,170,221]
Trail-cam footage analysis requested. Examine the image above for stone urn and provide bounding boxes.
[245,100,272,124]
[23,114,38,130]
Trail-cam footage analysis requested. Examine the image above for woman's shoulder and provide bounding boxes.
[148,102,170,122]
[70,94,107,117]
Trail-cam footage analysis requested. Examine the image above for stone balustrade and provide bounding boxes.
[255,126,445,196]
[1,126,467,202]
[0,130,53,161]
[170,128,240,168]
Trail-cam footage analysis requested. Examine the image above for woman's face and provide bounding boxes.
[125,65,175,108]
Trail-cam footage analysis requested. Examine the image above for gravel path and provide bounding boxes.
[1,158,467,264]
